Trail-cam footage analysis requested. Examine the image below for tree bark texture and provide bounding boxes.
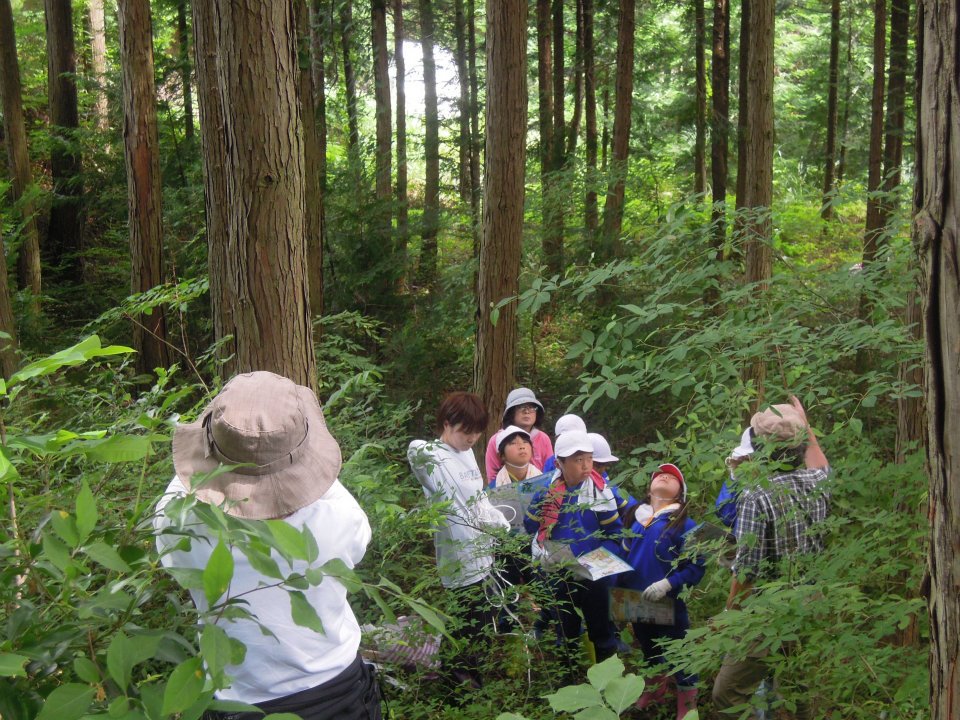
[545,0,565,274]
[45,0,84,278]
[309,0,328,197]
[694,0,707,195]
[339,2,360,152]
[879,0,909,226]
[566,0,584,159]
[417,0,440,287]
[88,0,109,132]
[194,0,316,389]
[296,0,324,318]
[0,225,19,378]
[118,0,171,376]
[393,0,409,262]
[454,0,471,203]
[734,0,750,236]
[372,0,392,207]
[740,0,774,411]
[467,0,481,254]
[601,0,635,257]
[836,10,854,186]
[821,0,840,220]
[475,0,526,441]
[0,0,42,308]
[176,0,194,141]
[863,0,887,263]
[537,0,555,269]
[915,2,960,716]
[708,0,730,304]
[583,0,598,235]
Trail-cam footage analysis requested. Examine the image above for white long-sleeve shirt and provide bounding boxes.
[154,476,371,703]
[408,440,509,589]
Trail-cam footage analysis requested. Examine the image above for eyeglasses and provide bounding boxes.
[516,404,539,413]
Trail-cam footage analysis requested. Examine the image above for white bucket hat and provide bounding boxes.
[495,425,532,453]
[587,433,619,463]
[554,414,587,437]
[501,387,545,423]
[172,371,342,520]
[554,431,594,458]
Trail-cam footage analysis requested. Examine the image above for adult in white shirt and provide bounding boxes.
[154,371,380,720]
[407,391,509,687]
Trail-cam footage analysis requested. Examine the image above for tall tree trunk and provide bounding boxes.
[454,0,471,203]
[601,65,610,172]
[417,0,440,287]
[475,0,526,442]
[583,0,598,236]
[176,0,194,142]
[88,0,109,133]
[309,0,328,250]
[543,0,565,274]
[915,2,960,716]
[193,0,316,389]
[694,0,707,195]
[467,0,481,255]
[878,0,909,226]
[0,0,42,311]
[296,0,324,318]
[372,0,392,235]
[601,0,635,258]
[45,0,84,279]
[0,225,18,378]
[393,0,408,267]
[707,0,729,305]
[821,0,840,220]
[339,1,360,152]
[733,0,750,251]
[740,0,774,411]
[190,0,230,356]
[537,0,554,269]
[118,0,170,376]
[566,0,584,159]
[836,9,854,186]
[863,0,887,268]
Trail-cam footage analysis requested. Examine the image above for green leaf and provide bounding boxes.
[161,657,205,715]
[84,435,155,464]
[587,654,625,691]
[75,481,98,543]
[849,418,863,434]
[543,684,604,713]
[266,520,308,562]
[289,590,324,634]
[602,674,645,713]
[364,586,397,624]
[573,707,619,720]
[72,657,101,684]
[107,633,134,690]
[679,710,700,720]
[43,530,73,571]
[316,557,362,593]
[9,336,133,386]
[407,599,447,636]
[490,307,500,326]
[496,715,531,720]
[0,448,17,482]
[36,683,95,720]
[242,546,283,580]
[83,542,132,573]
[203,538,235,606]
[200,624,234,684]
[50,510,80,547]
[0,653,28,677]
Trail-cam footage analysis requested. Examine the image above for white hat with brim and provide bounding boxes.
[172,371,342,520]
[731,427,754,459]
[496,425,532,453]
[587,432,619,463]
[555,414,587,436]
[554,431,594,459]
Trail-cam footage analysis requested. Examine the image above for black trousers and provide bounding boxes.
[204,654,382,720]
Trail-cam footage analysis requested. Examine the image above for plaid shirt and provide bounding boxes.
[733,467,830,580]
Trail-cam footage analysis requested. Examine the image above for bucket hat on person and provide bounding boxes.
[652,462,687,501]
[554,430,594,458]
[496,425,532,453]
[750,403,806,444]
[172,371,342,520]
[554,414,587,437]
[587,433,619,463]
[501,387,545,424]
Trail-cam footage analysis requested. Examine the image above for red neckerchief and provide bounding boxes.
[536,470,606,543]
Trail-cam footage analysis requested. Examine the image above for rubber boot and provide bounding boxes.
[675,686,698,719]
[635,674,670,710]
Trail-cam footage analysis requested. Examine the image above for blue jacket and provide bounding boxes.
[524,475,623,557]
[715,477,739,528]
[617,510,705,628]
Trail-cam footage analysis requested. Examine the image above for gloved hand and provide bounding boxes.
[642,578,672,602]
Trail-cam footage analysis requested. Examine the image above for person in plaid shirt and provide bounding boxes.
[712,396,829,720]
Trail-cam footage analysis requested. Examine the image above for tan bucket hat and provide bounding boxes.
[172,371,342,519]
[750,403,806,443]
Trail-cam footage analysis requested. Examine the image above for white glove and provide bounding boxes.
[642,579,672,602]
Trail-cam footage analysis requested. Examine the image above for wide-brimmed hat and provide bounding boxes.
[587,433,619,463]
[496,425,532,453]
[555,431,593,459]
[652,462,686,501]
[554,413,587,437]
[172,371,342,520]
[750,404,806,444]
[501,388,545,423]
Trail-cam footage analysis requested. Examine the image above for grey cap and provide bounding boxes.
[501,387,544,422]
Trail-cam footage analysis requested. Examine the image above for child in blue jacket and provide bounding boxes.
[524,431,622,674]
[619,463,705,719]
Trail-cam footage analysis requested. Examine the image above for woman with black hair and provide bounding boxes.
[618,463,705,719]
[483,387,554,483]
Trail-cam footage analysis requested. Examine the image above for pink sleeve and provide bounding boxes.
[485,435,502,483]
[531,431,553,471]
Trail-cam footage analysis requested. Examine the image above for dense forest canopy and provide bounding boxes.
[0,0,957,718]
